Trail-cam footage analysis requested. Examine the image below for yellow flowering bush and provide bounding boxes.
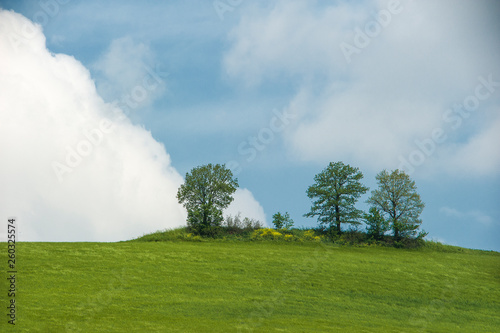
[251,228,283,240]
[250,228,323,242]
[301,230,323,242]
[185,233,203,242]
[303,230,316,240]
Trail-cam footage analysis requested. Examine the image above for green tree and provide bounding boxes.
[177,163,238,236]
[272,212,294,230]
[363,207,389,240]
[367,169,425,240]
[305,161,368,234]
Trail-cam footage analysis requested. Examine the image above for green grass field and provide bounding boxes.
[2,239,499,332]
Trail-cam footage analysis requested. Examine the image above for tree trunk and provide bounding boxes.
[203,208,208,228]
[335,204,341,234]
[392,210,398,240]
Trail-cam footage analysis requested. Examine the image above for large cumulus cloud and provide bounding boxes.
[224,0,500,176]
[0,9,265,241]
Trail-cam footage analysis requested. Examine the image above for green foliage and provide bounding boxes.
[133,227,430,249]
[301,229,322,241]
[250,228,323,242]
[222,212,263,235]
[251,228,284,241]
[131,229,485,254]
[367,169,425,240]
[223,212,262,229]
[364,207,390,240]
[272,212,285,229]
[272,211,294,230]
[305,161,369,234]
[177,163,238,236]
[335,229,368,245]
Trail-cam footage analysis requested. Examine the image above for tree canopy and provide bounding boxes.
[367,169,425,240]
[305,161,368,234]
[272,212,294,230]
[177,163,238,236]
[363,207,389,240]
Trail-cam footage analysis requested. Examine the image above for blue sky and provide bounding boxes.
[0,0,499,250]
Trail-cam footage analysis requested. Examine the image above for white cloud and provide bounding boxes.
[0,10,266,241]
[439,207,463,219]
[0,10,186,241]
[225,188,268,226]
[439,206,494,227]
[224,0,500,175]
[224,0,361,86]
[444,109,500,176]
[92,36,166,107]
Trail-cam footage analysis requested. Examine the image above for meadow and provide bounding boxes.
[1,237,499,332]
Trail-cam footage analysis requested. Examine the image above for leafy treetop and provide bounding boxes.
[177,163,238,235]
[305,161,368,234]
[367,169,425,240]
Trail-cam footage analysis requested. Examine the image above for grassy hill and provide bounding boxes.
[2,235,499,332]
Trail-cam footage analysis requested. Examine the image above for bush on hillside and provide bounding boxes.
[132,225,428,249]
[272,212,294,230]
[251,228,284,241]
[222,213,263,234]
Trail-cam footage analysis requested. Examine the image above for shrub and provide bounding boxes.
[177,164,238,237]
[251,228,283,241]
[222,213,263,236]
[363,207,390,240]
[303,230,317,241]
[272,212,294,230]
[243,217,263,229]
[186,233,204,242]
[335,230,367,246]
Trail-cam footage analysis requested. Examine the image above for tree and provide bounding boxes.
[272,212,294,230]
[367,169,425,240]
[224,213,263,231]
[177,163,238,236]
[305,161,369,234]
[363,207,389,240]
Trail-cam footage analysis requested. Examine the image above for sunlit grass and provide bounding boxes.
[1,240,498,332]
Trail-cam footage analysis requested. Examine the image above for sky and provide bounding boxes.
[0,0,499,250]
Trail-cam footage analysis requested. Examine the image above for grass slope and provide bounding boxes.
[2,241,499,332]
